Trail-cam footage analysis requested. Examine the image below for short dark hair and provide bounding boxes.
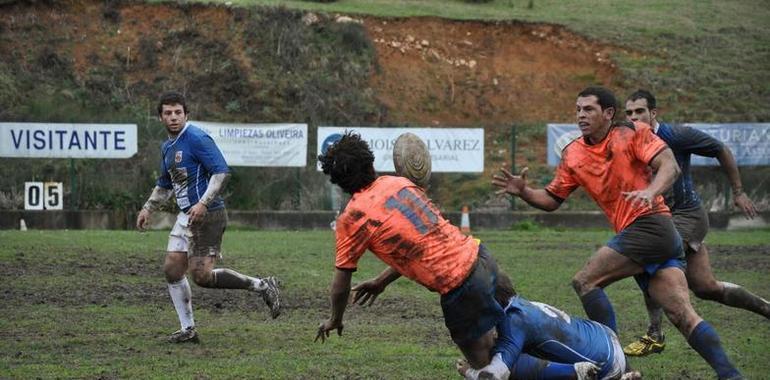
[317,131,376,194]
[494,272,517,307]
[157,91,188,115]
[578,86,618,119]
[627,89,657,110]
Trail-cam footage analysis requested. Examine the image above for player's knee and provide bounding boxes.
[692,283,722,301]
[190,269,215,287]
[163,263,185,283]
[571,277,589,295]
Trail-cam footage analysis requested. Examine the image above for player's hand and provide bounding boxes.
[622,189,655,209]
[351,279,386,306]
[492,166,528,197]
[315,319,343,343]
[136,209,151,231]
[733,192,757,219]
[187,203,208,225]
[455,358,471,378]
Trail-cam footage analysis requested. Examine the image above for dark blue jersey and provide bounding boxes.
[157,123,229,212]
[655,123,724,210]
[494,296,619,379]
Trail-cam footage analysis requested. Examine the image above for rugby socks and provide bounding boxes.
[720,282,770,318]
[580,288,617,332]
[168,277,195,330]
[512,354,576,380]
[687,321,741,380]
[211,268,259,289]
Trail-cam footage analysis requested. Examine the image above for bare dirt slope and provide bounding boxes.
[363,16,622,126]
[1,1,623,125]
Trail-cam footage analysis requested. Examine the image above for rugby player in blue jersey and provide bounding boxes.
[136,92,282,343]
[456,273,641,380]
[622,89,768,356]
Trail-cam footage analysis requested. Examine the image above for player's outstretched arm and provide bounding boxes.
[716,146,757,219]
[492,167,560,211]
[316,268,353,343]
[136,186,172,231]
[351,267,402,306]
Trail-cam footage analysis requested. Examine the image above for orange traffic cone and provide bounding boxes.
[460,205,471,234]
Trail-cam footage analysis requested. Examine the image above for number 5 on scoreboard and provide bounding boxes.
[44,182,63,210]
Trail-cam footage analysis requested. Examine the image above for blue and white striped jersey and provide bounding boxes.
[494,296,618,379]
[157,123,229,212]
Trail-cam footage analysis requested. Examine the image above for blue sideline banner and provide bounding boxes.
[547,123,770,167]
[0,122,137,158]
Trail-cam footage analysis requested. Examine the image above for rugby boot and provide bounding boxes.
[623,334,665,356]
[574,362,600,380]
[168,326,199,344]
[260,276,282,319]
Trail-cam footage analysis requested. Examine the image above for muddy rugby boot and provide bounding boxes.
[260,276,282,319]
[168,326,199,344]
[620,371,643,380]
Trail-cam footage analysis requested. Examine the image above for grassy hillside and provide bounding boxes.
[202,0,770,122]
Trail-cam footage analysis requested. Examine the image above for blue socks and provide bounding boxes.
[687,321,741,380]
[580,288,617,332]
[512,354,576,380]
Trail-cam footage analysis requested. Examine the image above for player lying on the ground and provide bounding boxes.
[314,131,506,370]
[622,89,769,357]
[455,273,641,380]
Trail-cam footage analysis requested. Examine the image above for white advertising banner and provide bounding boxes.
[317,127,484,173]
[193,121,307,167]
[0,123,137,158]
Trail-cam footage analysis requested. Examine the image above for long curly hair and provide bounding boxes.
[494,272,517,307]
[317,131,376,194]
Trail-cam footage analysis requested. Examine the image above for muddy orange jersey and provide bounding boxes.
[335,176,477,295]
[545,122,671,232]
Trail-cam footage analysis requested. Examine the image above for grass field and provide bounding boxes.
[1,228,768,379]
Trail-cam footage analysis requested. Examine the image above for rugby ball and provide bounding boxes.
[393,132,432,189]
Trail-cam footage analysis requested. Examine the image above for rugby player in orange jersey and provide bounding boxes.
[492,87,743,380]
[314,131,505,370]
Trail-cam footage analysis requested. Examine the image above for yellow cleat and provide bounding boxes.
[623,334,665,357]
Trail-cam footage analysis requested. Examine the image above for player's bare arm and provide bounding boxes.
[352,267,402,306]
[188,172,230,225]
[316,268,352,343]
[623,147,680,209]
[492,166,560,211]
[136,186,172,231]
[716,146,757,219]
